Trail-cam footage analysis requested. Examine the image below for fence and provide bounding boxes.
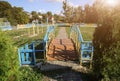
[70,25,94,68]
[18,25,55,66]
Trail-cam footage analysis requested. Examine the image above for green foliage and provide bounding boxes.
[5,27,47,47]
[12,7,29,25]
[84,4,98,23]
[93,3,120,80]
[0,1,29,25]
[62,1,98,23]
[19,67,43,81]
[0,1,12,17]
[31,11,39,20]
[0,30,19,81]
[101,42,120,81]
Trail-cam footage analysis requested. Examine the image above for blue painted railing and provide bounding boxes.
[70,25,94,67]
[18,25,55,66]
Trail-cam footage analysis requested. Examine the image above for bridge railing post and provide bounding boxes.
[70,25,94,68]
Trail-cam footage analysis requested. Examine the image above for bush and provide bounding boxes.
[93,16,120,80]
[0,30,19,81]
[19,67,43,81]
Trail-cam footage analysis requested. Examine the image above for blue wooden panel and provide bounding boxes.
[70,25,94,64]
[21,47,25,62]
[21,61,32,65]
[32,42,36,65]
[18,48,22,66]
[25,44,29,62]
[20,49,33,53]
[18,25,55,66]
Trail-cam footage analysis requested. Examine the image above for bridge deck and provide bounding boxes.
[47,39,78,61]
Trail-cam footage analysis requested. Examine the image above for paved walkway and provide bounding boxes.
[56,27,68,39]
[47,27,78,61]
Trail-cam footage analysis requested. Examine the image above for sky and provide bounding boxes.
[6,0,95,14]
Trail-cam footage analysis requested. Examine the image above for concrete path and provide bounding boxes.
[56,27,68,39]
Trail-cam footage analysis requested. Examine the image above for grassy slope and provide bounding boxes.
[80,27,96,41]
[5,27,47,47]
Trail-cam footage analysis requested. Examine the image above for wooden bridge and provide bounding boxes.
[18,25,93,68]
[47,38,78,61]
[47,27,78,61]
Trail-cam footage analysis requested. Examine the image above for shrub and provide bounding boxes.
[93,16,120,80]
[19,67,43,81]
[0,30,19,81]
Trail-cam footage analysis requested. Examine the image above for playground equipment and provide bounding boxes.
[18,25,55,66]
[70,25,94,68]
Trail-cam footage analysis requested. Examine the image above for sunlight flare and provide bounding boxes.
[105,0,118,7]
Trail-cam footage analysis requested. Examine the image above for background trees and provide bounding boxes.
[0,1,64,25]
[62,0,120,80]
[62,0,97,23]
[93,0,120,80]
[0,1,29,25]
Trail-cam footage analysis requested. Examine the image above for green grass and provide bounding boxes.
[5,26,47,47]
[79,27,96,41]
[65,26,95,41]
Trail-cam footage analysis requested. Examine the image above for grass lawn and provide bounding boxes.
[5,26,47,47]
[79,27,96,41]
[65,26,95,41]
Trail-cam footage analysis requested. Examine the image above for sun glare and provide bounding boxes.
[105,0,118,7]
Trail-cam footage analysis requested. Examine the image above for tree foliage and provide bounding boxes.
[62,1,97,23]
[0,1,29,25]
[0,30,19,81]
[93,0,120,80]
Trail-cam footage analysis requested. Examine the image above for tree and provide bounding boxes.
[46,11,52,23]
[63,0,73,23]
[41,13,47,23]
[47,11,52,17]
[0,1,12,17]
[72,6,83,23]
[54,14,65,23]
[12,7,29,24]
[93,0,120,80]
[0,1,14,25]
[84,4,98,23]
[0,1,29,25]
[31,11,39,20]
